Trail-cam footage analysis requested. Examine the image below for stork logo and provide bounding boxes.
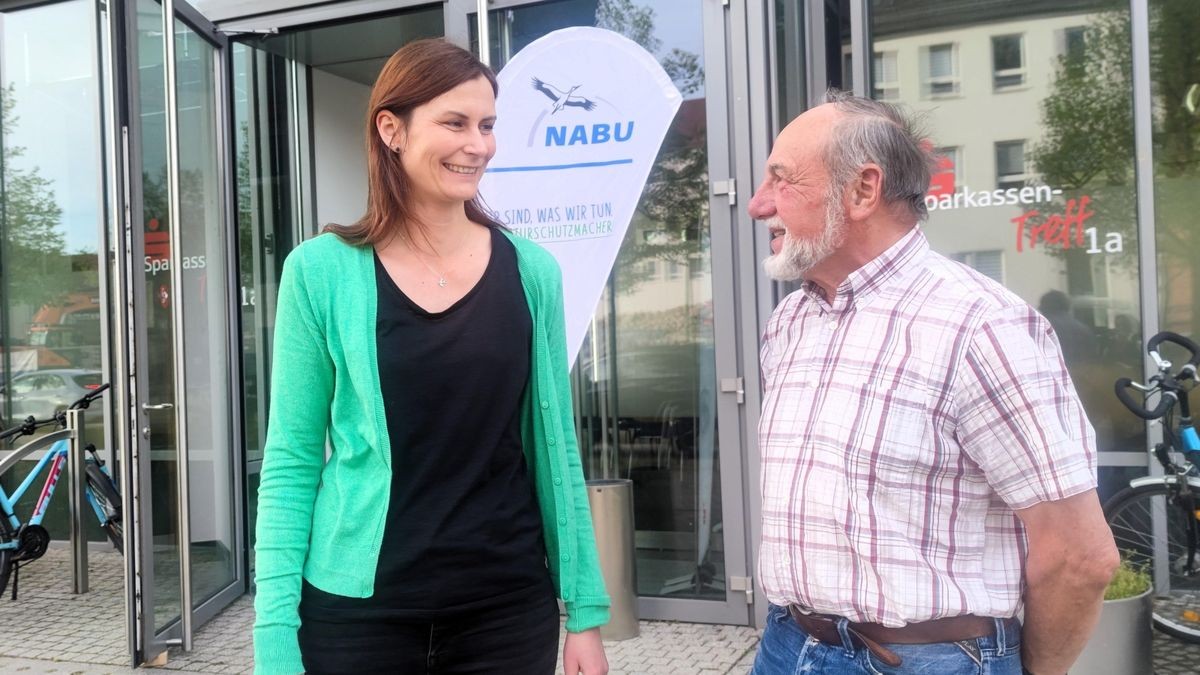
[531,77,597,113]
[531,76,634,146]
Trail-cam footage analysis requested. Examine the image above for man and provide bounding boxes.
[749,90,1118,675]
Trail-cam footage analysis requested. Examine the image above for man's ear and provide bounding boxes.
[847,163,883,220]
[376,110,406,152]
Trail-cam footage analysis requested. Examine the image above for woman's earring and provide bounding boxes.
[391,146,401,154]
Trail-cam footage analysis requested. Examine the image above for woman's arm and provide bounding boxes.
[544,268,612,632]
[253,248,335,674]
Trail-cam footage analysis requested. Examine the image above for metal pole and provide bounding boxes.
[849,0,869,98]
[68,408,89,594]
[161,0,194,650]
[803,0,827,108]
[476,0,490,67]
[1130,0,1167,594]
[0,12,12,407]
[100,0,140,659]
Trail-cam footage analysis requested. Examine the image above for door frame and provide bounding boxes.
[108,0,245,663]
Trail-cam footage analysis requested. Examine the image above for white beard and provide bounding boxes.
[762,193,847,282]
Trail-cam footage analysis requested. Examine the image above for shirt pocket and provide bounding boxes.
[830,382,938,515]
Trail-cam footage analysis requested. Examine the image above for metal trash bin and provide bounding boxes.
[586,478,639,640]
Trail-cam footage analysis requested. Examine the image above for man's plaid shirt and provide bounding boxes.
[757,226,1097,626]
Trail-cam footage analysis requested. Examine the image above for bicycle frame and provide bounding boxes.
[0,439,112,551]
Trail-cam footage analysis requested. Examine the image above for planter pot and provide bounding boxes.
[1071,588,1153,675]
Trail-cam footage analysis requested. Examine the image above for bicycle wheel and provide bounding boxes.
[0,518,12,598]
[85,463,123,555]
[1105,480,1200,643]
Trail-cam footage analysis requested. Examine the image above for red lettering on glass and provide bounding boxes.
[1013,195,1094,252]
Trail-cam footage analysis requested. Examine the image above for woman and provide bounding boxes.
[252,38,611,675]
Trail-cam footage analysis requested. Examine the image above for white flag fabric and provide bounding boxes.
[481,26,683,367]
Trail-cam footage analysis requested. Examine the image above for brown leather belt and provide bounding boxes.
[787,606,1016,668]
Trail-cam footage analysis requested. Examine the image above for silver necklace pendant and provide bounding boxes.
[437,277,448,288]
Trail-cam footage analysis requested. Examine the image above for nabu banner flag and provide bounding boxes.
[480,26,682,366]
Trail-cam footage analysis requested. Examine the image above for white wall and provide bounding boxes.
[311,69,370,230]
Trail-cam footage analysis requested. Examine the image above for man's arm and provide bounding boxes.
[1016,489,1119,675]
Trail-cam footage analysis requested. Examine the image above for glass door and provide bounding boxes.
[449,0,751,624]
[115,0,242,661]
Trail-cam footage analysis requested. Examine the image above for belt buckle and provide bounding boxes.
[846,625,903,668]
[787,607,903,668]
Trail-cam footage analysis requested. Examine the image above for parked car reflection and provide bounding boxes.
[0,369,104,424]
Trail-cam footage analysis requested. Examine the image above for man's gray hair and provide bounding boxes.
[822,88,935,221]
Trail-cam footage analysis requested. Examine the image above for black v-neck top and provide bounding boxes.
[300,227,549,619]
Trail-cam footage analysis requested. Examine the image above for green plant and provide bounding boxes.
[1105,555,1152,601]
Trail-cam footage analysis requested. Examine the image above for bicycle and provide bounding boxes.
[0,383,120,600]
[1106,330,1200,642]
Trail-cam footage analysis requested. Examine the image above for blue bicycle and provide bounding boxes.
[1107,331,1200,642]
[0,383,120,600]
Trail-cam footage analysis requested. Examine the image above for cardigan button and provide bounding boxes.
[548,437,556,446]
[541,400,550,409]
[561,553,571,562]
[553,477,562,486]
[558,517,567,525]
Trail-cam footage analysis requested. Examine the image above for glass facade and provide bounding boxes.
[4,0,1200,660]
[1150,0,1200,352]
[864,0,1145,502]
[0,0,111,542]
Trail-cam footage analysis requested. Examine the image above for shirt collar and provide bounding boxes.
[801,225,928,313]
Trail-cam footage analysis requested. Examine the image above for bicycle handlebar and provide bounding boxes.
[0,416,40,442]
[0,382,110,442]
[70,383,110,410]
[1148,331,1200,368]
[1115,377,1177,420]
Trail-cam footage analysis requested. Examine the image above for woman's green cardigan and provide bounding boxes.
[252,230,611,674]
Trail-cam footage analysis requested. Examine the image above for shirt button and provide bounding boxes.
[561,553,571,562]
[553,476,562,486]
[541,400,550,409]
[558,517,567,525]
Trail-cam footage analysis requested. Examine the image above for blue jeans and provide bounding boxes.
[751,604,1023,675]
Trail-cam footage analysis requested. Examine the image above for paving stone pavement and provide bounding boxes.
[3,550,1200,673]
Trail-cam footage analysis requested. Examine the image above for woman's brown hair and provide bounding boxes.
[325,38,502,246]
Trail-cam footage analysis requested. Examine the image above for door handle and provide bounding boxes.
[142,402,174,411]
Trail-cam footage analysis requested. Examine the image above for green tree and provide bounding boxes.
[1031,11,1133,191]
[595,0,709,301]
[1146,0,1200,337]
[0,83,70,324]
[1031,1,1200,338]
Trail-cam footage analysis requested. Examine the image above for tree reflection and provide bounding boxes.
[0,84,70,317]
[1149,0,1200,339]
[595,0,708,298]
[1033,1,1200,340]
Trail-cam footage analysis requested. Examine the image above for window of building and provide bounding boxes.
[952,250,1005,284]
[992,34,1025,90]
[995,140,1027,189]
[1063,26,1087,61]
[872,51,899,101]
[922,43,959,98]
[667,261,682,281]
[929,146,960,197]
[936,146,961,181]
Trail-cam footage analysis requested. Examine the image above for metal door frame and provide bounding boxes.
[108,0,245,663]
